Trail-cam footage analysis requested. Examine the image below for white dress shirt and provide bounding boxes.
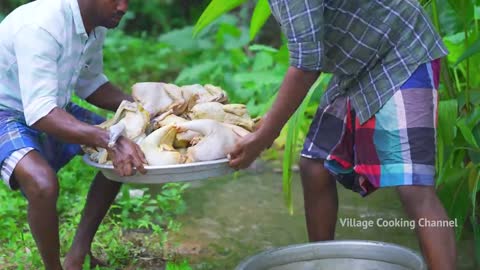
[0,0,109,125]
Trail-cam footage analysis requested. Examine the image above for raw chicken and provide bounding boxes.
[221,123,250,138]
[132,82,187,116]
[85,81,254,168]
[175,119,238,162]
[151,111,201,148]
[188,102,255,131]
[180,84,228,104]
[139,125,185,166]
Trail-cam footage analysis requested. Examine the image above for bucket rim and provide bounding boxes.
[235,240,426,270]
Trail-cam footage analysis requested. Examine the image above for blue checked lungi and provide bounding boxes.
[301,59,440,196]
[0,103,104,190]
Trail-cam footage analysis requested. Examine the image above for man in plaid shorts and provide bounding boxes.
[229,0,456,269]
[0,0,146,269]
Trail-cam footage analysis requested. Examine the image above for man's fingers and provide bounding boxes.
[114,160,126,176]
[229,144,243,159]
[123,162,133,176]
[135,144,148,164]
[133,155,147,175]
[229,153,245,170]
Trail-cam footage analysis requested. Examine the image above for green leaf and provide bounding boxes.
[249,44,279,53]
[193,0,248,36]
[457,121,480,149]
[457,90,480,107]
[437,99,458,173]
[447,0,474,24]
[249,0,271,41]
[252,52,274,71]
[282,76,323,214]
[457,106,480,147]
[454,36,480,66]
[438,100,458,143]
[437,166,470,239]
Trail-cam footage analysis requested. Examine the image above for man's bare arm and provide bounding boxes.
[257,67,321,141]
[32,108,109,148]
[85,82,133,112]
[32,108,147,175]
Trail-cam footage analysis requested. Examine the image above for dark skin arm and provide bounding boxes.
[229,67,321,169]
[32,83,147,176]
[85,81,133,111]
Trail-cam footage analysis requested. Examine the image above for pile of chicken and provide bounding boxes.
[84,82,254,166]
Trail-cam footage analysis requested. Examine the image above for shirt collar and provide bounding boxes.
[68,0,87,36]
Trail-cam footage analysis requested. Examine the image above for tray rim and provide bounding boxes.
[82,154,231,170]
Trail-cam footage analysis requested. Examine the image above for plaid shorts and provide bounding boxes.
[301,60,440,196]
[0,103,104,190]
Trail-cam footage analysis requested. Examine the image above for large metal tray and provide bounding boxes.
[82,154,234,184]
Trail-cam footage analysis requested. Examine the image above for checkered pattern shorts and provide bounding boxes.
[301,60,440,196]
[0,103,104,190]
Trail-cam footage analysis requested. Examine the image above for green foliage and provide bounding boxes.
[193,0,247,36]
[430,0,480,264]
[166,259,193,270]
[249,0,271,41]
[0,156,189,268]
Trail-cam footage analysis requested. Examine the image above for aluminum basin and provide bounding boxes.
[235,241,426,270]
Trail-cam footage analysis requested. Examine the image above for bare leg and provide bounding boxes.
[397,186,457,270]
[299,157,338,241]
[64,172,122,270]
[13,151,62,270]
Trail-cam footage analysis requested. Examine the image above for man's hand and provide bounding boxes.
[107,136,147,176]
[229,67,320,170]
[228,131,274,170]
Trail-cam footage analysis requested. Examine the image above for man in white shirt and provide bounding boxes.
[0,0,146,269]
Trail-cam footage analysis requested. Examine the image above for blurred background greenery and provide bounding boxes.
[0,0,478,269]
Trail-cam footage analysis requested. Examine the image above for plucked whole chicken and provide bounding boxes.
[84,83,253,167]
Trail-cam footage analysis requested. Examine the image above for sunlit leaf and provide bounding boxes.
[249,44,279,53]
[249,0,271,41]
[193,0,248,36]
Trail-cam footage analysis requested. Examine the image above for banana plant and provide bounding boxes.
[194,0,271,41]
[431,0,480,263]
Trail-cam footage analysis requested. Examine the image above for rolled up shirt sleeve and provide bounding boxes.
[75,32,109,99]
[13,25,61,126]
[269,0,325,71]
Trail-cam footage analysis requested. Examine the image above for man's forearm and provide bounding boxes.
[258,67,320,141]
[32,108,110,148]
[86,82,133,112]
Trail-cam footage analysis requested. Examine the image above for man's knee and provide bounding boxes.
[299,157,335,188]
[24,173,59,201]
[13,152,59,201]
